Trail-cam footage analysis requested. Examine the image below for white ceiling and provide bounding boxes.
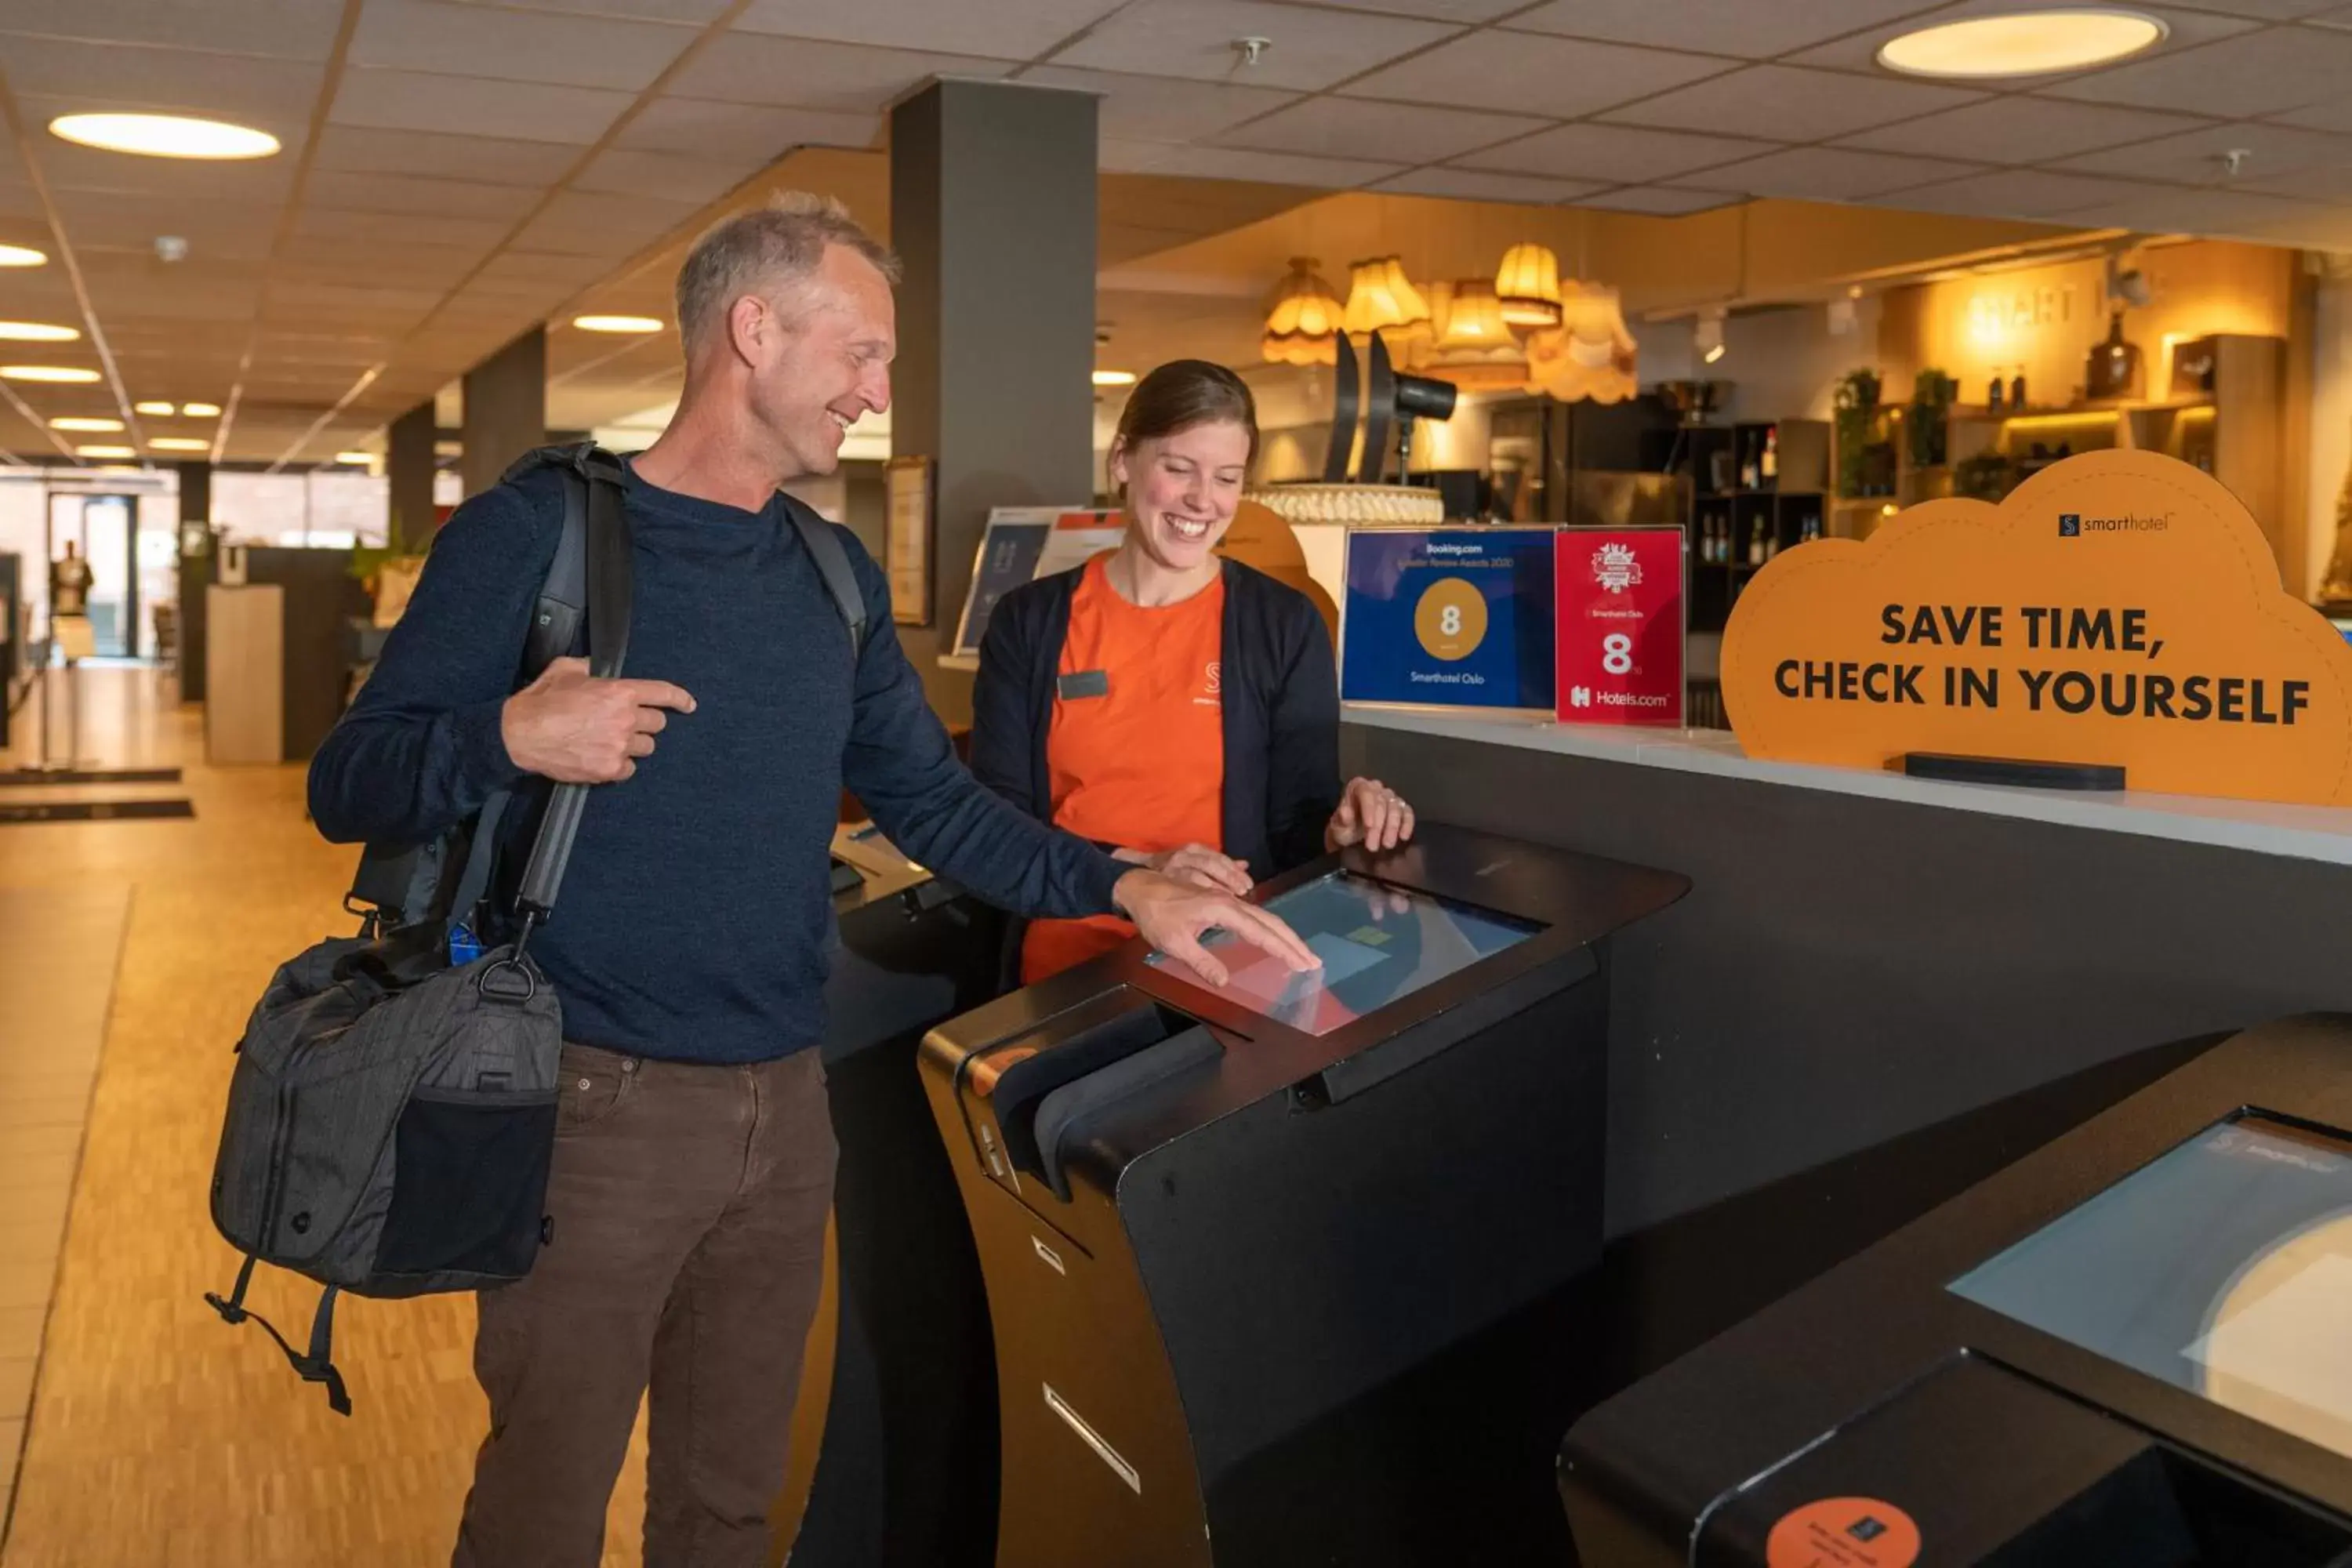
[0,0,2346,467]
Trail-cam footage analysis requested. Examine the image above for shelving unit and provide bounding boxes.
[1828,335,2285,560]
[1669,418,1828,633]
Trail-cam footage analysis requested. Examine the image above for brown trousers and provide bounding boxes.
[453,1043,837,1568]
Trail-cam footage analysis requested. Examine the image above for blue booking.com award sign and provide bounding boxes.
[1340,528,1558,713]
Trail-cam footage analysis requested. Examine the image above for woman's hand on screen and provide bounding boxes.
[1326,777,1416,854]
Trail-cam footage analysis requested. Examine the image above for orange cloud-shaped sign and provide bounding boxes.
[1722,449,2352,805]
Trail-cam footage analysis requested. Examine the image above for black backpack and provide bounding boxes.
[206,444,870,1414]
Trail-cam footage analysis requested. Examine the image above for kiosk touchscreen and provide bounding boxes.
[766,826,1001,1568]
[1562,1014,2352,1568]
[920,825,1687,1568]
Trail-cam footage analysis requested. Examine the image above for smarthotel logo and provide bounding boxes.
[2060,510,2169,537]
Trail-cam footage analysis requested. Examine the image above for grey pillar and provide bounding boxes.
[460,327,546,499]
[891,79,1097,724]
[387,400,437,552]
[175,459,212,701]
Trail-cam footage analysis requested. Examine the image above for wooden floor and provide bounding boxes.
[0,669,652,1567]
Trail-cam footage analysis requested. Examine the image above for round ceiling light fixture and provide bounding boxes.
[183,401,223,417]
[1091,369,1137,387]
[1878,9,2166,78]
[49,416,123,433]
[134,400,175,416]
[75,444,136,459]
[334,451,376,465]
[0,244,46,268]
[2,365,100,383]
[49,112,281,160]
[572,314,664,335]
[0,321,78,343]
[149,437,211,452]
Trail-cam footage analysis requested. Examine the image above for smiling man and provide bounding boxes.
[307,193,1313,1568]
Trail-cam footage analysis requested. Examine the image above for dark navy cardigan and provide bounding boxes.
[969,559,1342,880]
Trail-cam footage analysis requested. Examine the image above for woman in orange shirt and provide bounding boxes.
[971,360,1415,983]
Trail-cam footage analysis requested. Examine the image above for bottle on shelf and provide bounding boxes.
[1759,426,1778,484]
[1747,517,1766,566]
[1987,374,2005,414]
[2009,368,2027,410]
[1740,432,1759,490]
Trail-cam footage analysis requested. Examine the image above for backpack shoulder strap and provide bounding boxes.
[511,449,633,931]
[782,498,869,655]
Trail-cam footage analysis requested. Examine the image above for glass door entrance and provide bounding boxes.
[47,493,138,659]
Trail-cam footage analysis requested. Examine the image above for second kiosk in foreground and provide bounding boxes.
[920,824,1686,1568]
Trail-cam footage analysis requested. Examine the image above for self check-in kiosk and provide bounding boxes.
[768,825,1003,1568]
[1563,1014,2352,1568]
[920,824,1688,1567]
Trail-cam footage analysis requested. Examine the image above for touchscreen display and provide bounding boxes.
[1949,1116,2352,1461]
[1144,870,1535,1036]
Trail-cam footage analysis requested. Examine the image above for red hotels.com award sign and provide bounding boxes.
[1719,449,2352,806]
[1554,527,1685,727]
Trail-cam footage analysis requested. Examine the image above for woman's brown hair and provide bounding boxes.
[1111,359,1260,471]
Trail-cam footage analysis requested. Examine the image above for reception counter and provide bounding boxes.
[1340,707,2352,1383]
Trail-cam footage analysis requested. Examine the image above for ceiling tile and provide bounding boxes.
[307,125,583,187]
[1600,64,1985,141]
[1507,0,1944,56]
[510,190,706,256]
[1370,168,1606,202]
[2236,162,2352,198]
[2158,0,2345,16]
[2053,118,2352,180]
[2040,22,2352,115]
[305,169,548,220]
[292,208,517,249]
[473,250,622,290]
[2268,99,2352,133]
[275,234,491,278]
[1098,137,1403,187]
[615,99,881,157]
[1685,147,1988,200]
[666,34,1011,108]
[1047,0,1458,89]
[1786,2,2258,75]
[1456,122,1776,182]
[1214,97,1545,163]
[448,0,739,20]
[1341,30,1729,118]
[329,67,632,144]
[735,0,1123,59]
[0,184,43,220]
[1570,186,1744,216]
[33,141,299,202]
[350,0,696,91]
[1,39,325,125]
[1838,97,2214,162]
[0,0,342,60]
[1015,66,1299,141]
[1881,167,2168,216]
[571,147,767,204]
[49,195,289,259]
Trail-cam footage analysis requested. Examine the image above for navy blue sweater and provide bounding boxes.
[309,463,1125,1063]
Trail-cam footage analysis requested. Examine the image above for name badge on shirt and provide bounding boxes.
[1058,669,1110,700]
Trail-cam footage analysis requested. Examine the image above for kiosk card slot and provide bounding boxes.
[985,997,1204,1181]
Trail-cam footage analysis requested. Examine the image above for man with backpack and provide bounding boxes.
[307,191,1317,1568]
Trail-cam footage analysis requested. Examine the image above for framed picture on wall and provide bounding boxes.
[886,456,935,626]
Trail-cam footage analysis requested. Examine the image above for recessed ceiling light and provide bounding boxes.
[1092,369,1138,387]
[49,416,124,432]
[75,444,136,459]
[572,314,665,335]
[2,365,100,383]
[182,401,222,417]
[149,437,210,452]
[49,112,281,161]
[0,321,79,343]
[133,400,176,416]
[334,451,376,464]
[1878,9,2166,78]
[0,244,45,268]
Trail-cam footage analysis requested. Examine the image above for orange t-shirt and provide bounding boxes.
[1021,557,1225,983]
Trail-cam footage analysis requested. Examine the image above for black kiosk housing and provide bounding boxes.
[920,824,1687,1567]
[1563,1013,2352,1567]
[768,826,1003,1568]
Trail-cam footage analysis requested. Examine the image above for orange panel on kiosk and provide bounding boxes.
[1719,449,2352,806]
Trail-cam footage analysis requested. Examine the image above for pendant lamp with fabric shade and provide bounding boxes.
[1261,256,1344,366]
[1341,255,1430,341]
[1420,278,1529,392]
[1494,242,1563,328]
[1525,278,1639,404]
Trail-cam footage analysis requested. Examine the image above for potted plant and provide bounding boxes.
[1908,369,1955,469]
